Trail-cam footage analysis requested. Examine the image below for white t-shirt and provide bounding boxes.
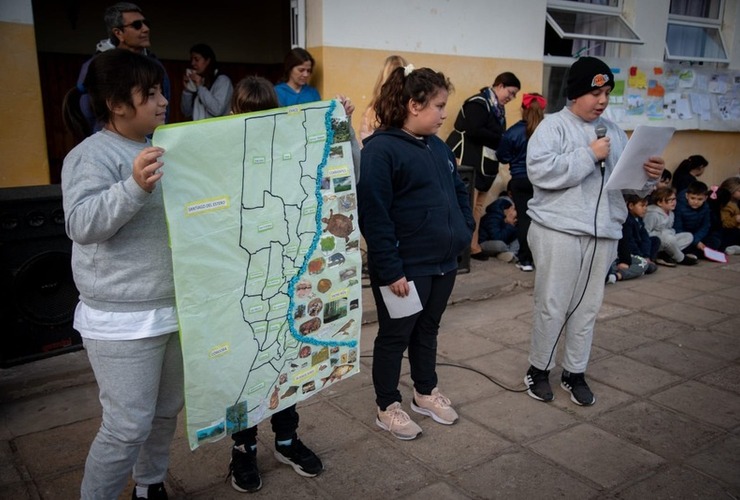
[74,301,178,340]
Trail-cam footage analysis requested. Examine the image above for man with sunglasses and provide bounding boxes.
[75,2,170,136]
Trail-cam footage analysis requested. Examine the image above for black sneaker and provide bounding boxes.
[131,483,168,500]
[274,436,323,477]
[228,445,262,493]
[561,370,596,406]
[678,253,698,265]
[524,365,553,402]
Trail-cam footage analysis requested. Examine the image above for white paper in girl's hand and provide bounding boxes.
[380,281,423,318]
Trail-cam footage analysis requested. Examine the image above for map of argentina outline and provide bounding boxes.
[155,100,362,450]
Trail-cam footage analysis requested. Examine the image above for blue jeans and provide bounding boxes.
[81,333,183,499]
[370,271,457,410]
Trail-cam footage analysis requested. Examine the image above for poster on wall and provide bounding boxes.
[602,59,740,132]
[154,101,362,450]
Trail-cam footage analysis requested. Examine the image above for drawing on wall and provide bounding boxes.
[154,100,361,450]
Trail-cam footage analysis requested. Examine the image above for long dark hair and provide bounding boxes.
[374,67,453,130]
[674,155,708,178]
[62,48,164,140]
[190,43,219,89]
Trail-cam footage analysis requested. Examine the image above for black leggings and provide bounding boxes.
[370,271,457,410]
[231,404,299,446]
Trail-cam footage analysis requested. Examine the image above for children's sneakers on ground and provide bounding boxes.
[678,253,698,266]
[561,370,596,406]
[725,245,740,255]
[131,482,168,500]
[228,445,262,493]
[376,401,422,440]
[516,261,534,272]
[655,254,677,267]
[524,365,553,402]
[411,388,459,425]
[274,436,324,477]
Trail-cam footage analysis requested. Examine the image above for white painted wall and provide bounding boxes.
[0,0,33,24]
[623,0,669,62]
[313,0,547,61]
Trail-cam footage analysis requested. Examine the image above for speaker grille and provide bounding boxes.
[1,184,82,367]
[14,251,78,326]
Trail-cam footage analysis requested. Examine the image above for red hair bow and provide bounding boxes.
[522,93,546,109]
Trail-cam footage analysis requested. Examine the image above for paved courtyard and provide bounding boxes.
[1,255,739,499]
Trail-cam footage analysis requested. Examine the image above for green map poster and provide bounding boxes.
[154,100,361,450]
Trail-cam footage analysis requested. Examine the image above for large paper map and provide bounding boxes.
[154,100,361,450]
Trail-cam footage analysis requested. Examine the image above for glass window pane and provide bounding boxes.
[669,0,721,20]
[559,0,619,6]
[548,8,641,42]
[666,23,727,60]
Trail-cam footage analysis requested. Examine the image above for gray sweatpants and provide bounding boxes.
[656,229,693,262]
[81,332,183,500]
[528,222,617,373]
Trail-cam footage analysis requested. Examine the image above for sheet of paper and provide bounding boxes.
[605,125,675,190]
[380,281,423,319]
[482,146,497,162]
[703,247,727,263]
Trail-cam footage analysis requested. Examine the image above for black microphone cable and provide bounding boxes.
[359,129,609,394]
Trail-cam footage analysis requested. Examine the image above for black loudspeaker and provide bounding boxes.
[0,185,82,368]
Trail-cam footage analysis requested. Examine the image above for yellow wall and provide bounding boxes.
[314,46,739,186]
[660,131,740,187]
[310,46,542,144]
[0,21,49,187]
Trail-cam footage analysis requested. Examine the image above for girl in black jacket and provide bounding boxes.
[358,65,474,440]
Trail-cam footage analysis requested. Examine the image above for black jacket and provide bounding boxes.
[358,128,475,285]
[445,88,505,181]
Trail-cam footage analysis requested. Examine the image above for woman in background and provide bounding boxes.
[360,55,408,141]
[181,43,233,120]
[274,47,321,106]
[495,93,546,272]
[446,71,521,261]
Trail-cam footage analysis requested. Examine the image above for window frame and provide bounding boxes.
[545,0,644,47]
[665,0,729,63]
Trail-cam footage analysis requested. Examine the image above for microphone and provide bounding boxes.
[595,124,607,172]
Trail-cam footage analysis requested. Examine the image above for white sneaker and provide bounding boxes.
[411,388,458,425]
[516,262,534,272]
[725,245,740,255]
[376,402,422,440]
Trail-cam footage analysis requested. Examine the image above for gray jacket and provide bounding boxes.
[62,130,175,312]
[526,107,654,240]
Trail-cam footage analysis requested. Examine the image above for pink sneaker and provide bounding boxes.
[376,402,422,440]
[411,388,458,425]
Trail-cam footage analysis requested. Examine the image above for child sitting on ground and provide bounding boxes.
[673,181,721,258]
[644,187,697,266]
[715,177,740,254]
[478,195,519,262]
[607,194,659,282]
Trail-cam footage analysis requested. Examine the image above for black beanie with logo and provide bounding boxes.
[566,57,615,100]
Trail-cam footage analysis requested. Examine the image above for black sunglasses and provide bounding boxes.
[120,19,150,30]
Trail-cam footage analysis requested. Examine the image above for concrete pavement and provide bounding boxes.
[2,255,739,499]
